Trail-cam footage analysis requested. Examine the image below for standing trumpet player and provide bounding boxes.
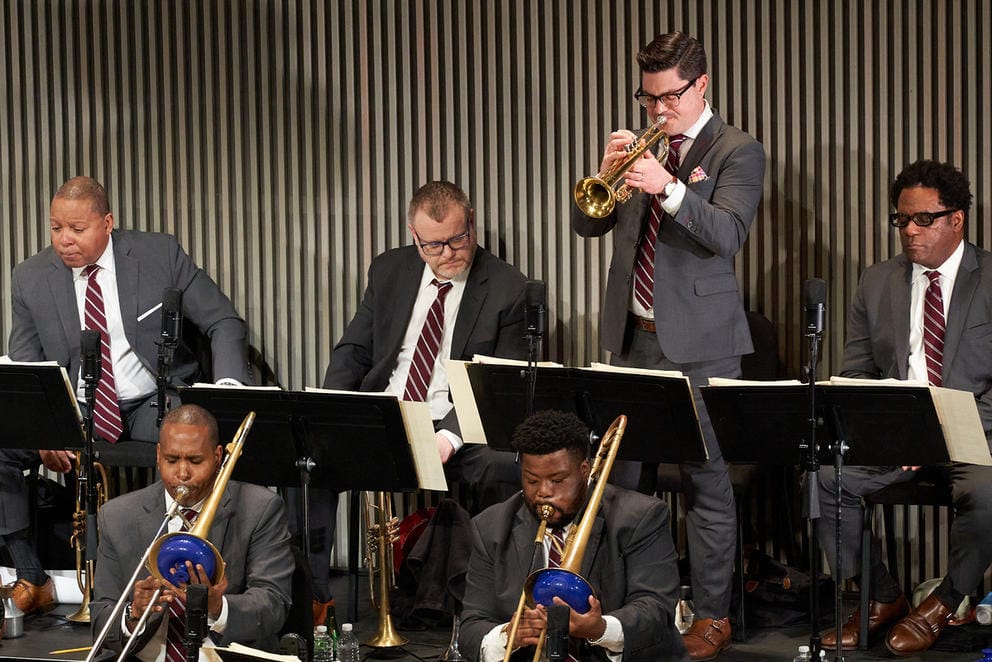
[571,32,765,660]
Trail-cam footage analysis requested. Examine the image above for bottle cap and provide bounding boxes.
[342,622,353,632]
[316,625,328,633]
[798,645,810,653]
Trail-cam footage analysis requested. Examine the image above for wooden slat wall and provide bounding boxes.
[1,0,989,576]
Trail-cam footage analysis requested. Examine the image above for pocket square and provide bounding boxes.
[687,166,709,184]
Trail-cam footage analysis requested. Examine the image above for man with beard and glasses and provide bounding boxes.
[460,410,686,661]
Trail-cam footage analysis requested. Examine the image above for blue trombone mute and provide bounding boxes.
[530,568,594,614]
[155,534,218,584]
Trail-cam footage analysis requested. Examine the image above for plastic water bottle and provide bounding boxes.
[975,647,992,662]
[977,591,992,625]
[338,622,360,662]
[314,624,335,662]
[792,644,812,662]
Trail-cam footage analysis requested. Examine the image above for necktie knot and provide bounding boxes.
[180,508,198,530]
[926,270,941,285]
[433,279,453,296]
[83,264,100,279]
[664,134,687,176]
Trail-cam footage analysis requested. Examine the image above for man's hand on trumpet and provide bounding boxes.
[625,148,673,196]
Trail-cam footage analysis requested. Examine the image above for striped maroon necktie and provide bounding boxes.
[403,279,454,402]
[82,265,124,443]
[166,509,199,662]
[547,528,566,568]
[923,270,945,386]
[633,134,687,310]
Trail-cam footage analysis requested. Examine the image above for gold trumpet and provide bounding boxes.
[67,452,109,624]
[574,119,670,218]
[363,491,407,648]
[504,415,627,662]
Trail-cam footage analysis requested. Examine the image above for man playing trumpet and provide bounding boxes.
[572,31,765,660]
[90,404,294,657]
[460,410,685,661]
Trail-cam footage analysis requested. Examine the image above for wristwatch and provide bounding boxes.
[661,179,678,199]
[124,601,136,621]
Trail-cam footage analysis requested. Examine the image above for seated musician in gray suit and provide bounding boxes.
[91,404,293,656]
[817,160,992,656]
[1,176,250,614]
[461,410,686,662]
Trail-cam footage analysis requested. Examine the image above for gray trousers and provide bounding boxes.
[817,463,992,604]
[611,325,740,619]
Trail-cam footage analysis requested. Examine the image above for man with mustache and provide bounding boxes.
[460,410,686,661]
[90,404,293,657]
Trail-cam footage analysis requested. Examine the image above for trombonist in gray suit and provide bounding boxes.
[572,32,765,660]
[1,175,250,615]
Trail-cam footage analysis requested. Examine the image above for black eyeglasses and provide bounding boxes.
[416,225,472,256]
[634,78,698,109]
[888,209,959,228]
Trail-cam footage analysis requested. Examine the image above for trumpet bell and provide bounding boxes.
[148,532,224,585]
[573,176,616,219]
[525,568,594,614]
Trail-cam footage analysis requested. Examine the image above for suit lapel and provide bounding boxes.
[942,244,979,376]
[512,504,543,578]
[890,259,913,379]
[678,113,723,178]
[46,253,80,374]
[451,250,489,360]
[207,483,235,551]
[381,251,423,359]
[113,233,141,346]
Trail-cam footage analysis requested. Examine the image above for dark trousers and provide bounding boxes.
[610,325,740,619]
[817,462,992,605]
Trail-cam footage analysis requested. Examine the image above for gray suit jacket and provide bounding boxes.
[572,113,765,362]
[8,229,250,386]
[460,486,686,661]
[90,480,294,653]
[841,242,992,449]
[323,245,528,434]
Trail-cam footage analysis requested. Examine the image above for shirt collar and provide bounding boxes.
[911,239,965,281]
[681,101,713,140]
[72,235,117,280]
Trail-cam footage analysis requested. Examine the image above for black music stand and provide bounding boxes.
[702,383,957,659]
[0,364,85,450]
[464,364,707,463]
[179,386,431,623]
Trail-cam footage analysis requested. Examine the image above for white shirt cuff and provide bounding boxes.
[209,595,230,633]
[438,428,465,452]
[480,622,511,662]
[588,614,624,654]
[660,179,687,214]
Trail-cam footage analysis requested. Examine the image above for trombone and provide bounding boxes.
[87,411,256,662]
[503,415,627,662]
[574,119,670,218]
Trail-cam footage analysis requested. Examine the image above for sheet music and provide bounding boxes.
[587,361,685,379]
[0,357,82,422]
[445,359,488,444]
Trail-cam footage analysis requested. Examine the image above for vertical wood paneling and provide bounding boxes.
[1,0,990,574]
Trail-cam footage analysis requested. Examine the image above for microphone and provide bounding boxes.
[524,280,547,338]
[184,583,209,645]
[160,288,183,345]
[803,278,826,336]
[546,604,571,661]
[80,329,102,385]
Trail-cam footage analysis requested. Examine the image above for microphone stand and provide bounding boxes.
[78,339,101,622]
[802,327,824,658]
[156,323,179,427]
[183,584,209,662]
[525,330,541,416]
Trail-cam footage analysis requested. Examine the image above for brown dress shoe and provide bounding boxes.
[885,594,953,656]
[9,578,56,614]
[821,595,909,650]
[682,617,731,660]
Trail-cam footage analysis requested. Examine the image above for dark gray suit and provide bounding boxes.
[91,480,294,653]
[572,112,765,619]
[299,245,528,602]
[817,242,992,602]
[1,229,249,536]
[460,485,687,661]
